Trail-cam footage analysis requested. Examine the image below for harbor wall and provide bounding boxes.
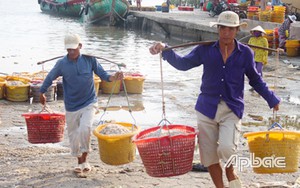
[127,11,250,42]
[126,11,300,43]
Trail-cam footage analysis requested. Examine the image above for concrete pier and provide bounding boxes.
[128,10,224,42]
[127,9,299,42]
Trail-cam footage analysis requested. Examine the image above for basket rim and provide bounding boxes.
[93,122,140,139]
[124,76,145,81]
[132,124,197,143]
[22,112,65,117]
[243,130,300,138]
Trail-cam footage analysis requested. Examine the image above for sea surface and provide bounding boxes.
[0,0,299,129]
[0,0,172,74]
[0,0,201,128]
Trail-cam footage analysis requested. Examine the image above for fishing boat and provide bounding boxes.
[38,0,84,17]
[38,0,130,26]
[80,0,129,25]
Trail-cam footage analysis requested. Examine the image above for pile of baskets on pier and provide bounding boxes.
[247,6,286,23]
[0,71,145,102]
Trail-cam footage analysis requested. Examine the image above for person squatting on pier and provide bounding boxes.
[278,15,297,50]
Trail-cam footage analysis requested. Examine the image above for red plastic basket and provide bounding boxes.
[132,124,197,177]
[22,112,66,144]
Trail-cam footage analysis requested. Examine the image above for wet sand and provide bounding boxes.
[0,55,300,188]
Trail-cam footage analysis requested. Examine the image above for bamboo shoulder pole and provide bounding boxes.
[163,40,216,51]
[163,40,283,53]
[37,56,63,65]
[37,54,126,67]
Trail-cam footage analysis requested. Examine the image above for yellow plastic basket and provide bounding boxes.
[244,123,300,174]
[100,80,121,94]
[124,76,145,94]
[93,122,140,165]
[286,47,299,57]
[0,77,6,99]
[5,76,30,102]
[94,77,101,96]
[286,40,300,47]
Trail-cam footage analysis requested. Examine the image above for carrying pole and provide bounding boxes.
[37,54,126,67]
[163,40,282,52]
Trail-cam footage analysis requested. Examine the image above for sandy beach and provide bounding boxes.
[1,54,300,188]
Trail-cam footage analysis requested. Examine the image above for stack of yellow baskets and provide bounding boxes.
[259,10,272,22]
[5,76,31,102]
[247,6,260,20]
[263,29,274,50]
[244,123,300,174]
[271,6,286,23]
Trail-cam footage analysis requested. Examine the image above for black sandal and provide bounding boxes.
[192,163,208,172]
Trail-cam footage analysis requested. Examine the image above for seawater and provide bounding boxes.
[0,0,201,128]
[0,0,299,128]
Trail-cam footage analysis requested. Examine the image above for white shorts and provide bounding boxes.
[196,100,241,167]
[65,103,97,157]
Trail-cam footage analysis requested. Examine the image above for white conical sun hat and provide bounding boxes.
[250,25,266,34]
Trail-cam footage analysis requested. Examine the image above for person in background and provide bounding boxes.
[206,0,214,11]
[149,11,280,188]
[166,0,170,10]
[260,0,266,11]
[278,15,297,50]
[128,0,132,5]
[227,0,237,3]
[39,33,124,174]
[135,0,142,11]
[213,0,219,6]
[271,0,283,6]
[199,0,204,10]
[248,26,268,78]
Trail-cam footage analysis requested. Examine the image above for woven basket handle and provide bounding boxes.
[156,118,172,136]
[157,118,171,127]
[40,105,54,114]
[268,122,283,130]
[266,122,285,142]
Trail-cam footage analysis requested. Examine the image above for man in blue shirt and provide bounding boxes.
[40,33,124,174]
[149,11,280,188]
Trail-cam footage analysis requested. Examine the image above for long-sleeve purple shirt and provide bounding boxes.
[162,40,280,119]
[40,54,111,112]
